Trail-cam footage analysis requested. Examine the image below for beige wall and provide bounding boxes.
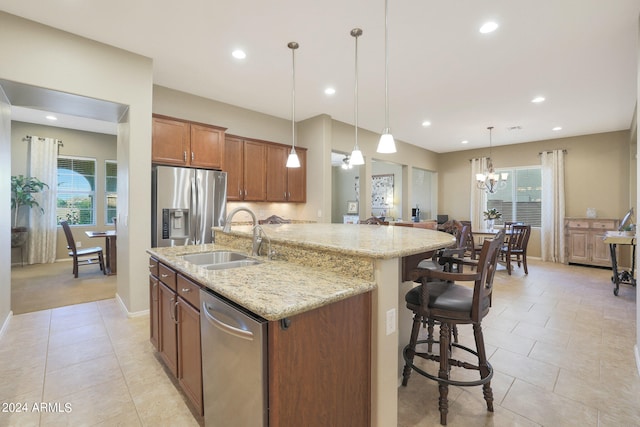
[0,11,153,314]
[0,86,10,328]
[437,130,632,258]
[10,121,117,264]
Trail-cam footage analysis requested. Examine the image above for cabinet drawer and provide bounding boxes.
[177,274,201,309]
[592,221,615,230]
[158,263,177,290]
[149,257,159,277]
[567,221,589,229]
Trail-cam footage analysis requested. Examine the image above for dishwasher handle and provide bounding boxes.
[202,301,255,341]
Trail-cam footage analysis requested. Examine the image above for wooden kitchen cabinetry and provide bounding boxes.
[223,136,268,201]
[152,115,225,169]
[148,258,203,415]
[565,218,619,267]
[266,144,306,203]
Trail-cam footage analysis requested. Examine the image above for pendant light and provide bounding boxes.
[377,0,396,154]
[286,41,301,168]
[349,28,365,166]
[476,126,508,193]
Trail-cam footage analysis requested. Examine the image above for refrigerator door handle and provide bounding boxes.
[191,175,198,245]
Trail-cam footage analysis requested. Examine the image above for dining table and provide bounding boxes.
[85,230,117,275]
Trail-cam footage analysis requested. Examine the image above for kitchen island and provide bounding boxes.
[149,223,454,426]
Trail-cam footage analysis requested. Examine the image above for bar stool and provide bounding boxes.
[402,230,505,425]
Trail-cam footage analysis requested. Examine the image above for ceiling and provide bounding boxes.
[1,1,638,153]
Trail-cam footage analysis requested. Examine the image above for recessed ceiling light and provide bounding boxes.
[324,87,336,96]
[46,115,57,121]
[531,96,545,103]
[479,21,499,34]
[461,140,469,144]
[421,120,431,127]
[232,49,246,59]
[552,126,562,131]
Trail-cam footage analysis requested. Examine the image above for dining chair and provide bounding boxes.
[359,216,388,225]
[258,215,291,225]
[60,221,106,278]
[499,224,531,274]
[402,230,505,425]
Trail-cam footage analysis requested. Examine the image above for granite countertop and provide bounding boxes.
[148,224,454,321]
[148,243,376,321]
[218,223,455,259]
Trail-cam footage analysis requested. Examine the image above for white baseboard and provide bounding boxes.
[114,293,149,318]
[0,311,13,341]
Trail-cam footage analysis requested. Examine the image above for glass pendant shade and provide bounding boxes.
[349,148,364,166]
[377,131,396,153]
[286,147,300,168]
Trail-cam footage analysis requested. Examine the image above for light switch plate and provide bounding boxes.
[386,308,396,335]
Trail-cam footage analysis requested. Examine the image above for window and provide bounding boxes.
[487,166,541,227]
[57,156,96,225]
[105,160,117,225]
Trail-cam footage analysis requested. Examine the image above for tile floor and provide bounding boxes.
[0,258,638,426]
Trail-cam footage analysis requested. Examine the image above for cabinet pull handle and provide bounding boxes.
[183,151,187,162]
[149,264,156,268]
[181,288,191,293]
[152,282,157,301]
[174,301,179,325]
[169,297,175,321]
[161,273,169,278]
[191,151,195,161]
[239,188,242,198]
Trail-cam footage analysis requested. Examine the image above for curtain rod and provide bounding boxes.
[25,135,63,146]
[538,149,567,155]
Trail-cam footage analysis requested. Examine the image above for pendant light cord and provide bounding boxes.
[288,42,298,151]
[384,0,390,131]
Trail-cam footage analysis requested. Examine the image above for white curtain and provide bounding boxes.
[27,136,58,264]
[470,157,489,229]
[540,150,565,263]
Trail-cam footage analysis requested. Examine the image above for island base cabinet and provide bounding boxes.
[177,298,203,416]
[268,292,371,427]
[158,281,178,377]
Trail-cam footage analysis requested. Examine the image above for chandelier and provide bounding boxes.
[476,126,508,193]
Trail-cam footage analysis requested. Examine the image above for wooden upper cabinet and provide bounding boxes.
[223,136,244,201]
[266,145,306,203]
[152,116,190,166]
[287,148,306,203]
[152,115,224,168]
[244,141,267,201]
[190,124,223,169]
[266,145,288,202]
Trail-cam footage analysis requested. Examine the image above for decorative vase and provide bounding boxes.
[11,227,28,248]
[486,219,495,231]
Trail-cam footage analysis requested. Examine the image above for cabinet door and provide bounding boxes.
[149,276,160,350]
[591,231,612,266]
[177,297,203,415]
[224,136,244,201]
[152,117,190,166]
[190,124,223,169]
[243,141,267,201]
[268,293,371,426]
[266,144,288,202]
[159,282,178,376]
[567,230,589,264]
[287,148,306,202]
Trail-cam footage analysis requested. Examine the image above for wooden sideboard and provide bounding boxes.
[565,217,619,267]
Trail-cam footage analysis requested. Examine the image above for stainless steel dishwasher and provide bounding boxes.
[200,288,268,426]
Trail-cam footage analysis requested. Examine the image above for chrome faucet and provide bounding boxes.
[222,207,261,256]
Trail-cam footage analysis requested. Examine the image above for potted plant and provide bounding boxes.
[483,208,502,230]
[10,174,48,248]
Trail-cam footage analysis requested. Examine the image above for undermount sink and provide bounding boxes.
[180,250,261,270]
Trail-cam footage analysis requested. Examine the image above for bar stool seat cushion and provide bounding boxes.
[405,281,452,307]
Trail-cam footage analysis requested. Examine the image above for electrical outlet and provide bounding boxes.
[386,308,396,335]
[76,241,82,248]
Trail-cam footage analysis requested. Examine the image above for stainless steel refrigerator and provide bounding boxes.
[152,166,227,247]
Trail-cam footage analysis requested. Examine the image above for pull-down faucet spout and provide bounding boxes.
[222,207,261,256]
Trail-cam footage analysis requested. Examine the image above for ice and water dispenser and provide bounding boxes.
[162,208,190,240]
